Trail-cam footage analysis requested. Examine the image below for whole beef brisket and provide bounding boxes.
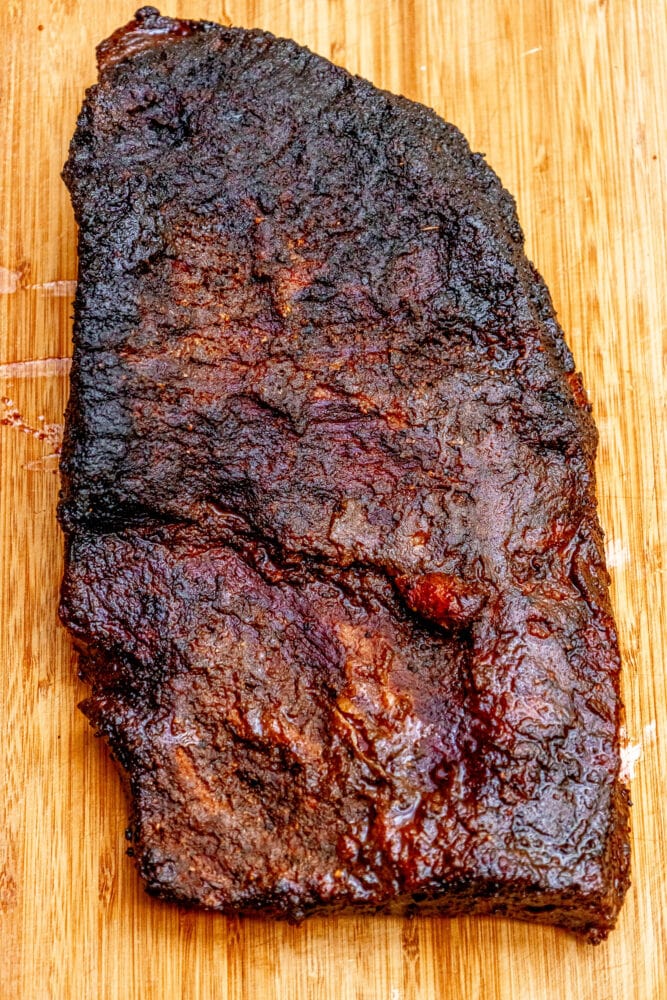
[59,7,630,940]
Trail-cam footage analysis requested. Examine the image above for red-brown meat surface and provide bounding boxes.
[59,7,630,940]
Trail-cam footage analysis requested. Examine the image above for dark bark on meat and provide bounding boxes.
[59,7,630,941]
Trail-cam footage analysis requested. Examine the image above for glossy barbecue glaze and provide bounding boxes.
[59,7,630,941]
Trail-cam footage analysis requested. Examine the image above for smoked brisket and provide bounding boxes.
[59,7,630,940]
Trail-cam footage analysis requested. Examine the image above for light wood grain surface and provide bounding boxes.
[1,2,665,998]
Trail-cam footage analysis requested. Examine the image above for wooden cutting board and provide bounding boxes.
[1,2,665,997]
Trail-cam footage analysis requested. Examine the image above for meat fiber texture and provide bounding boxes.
[59,7,630,941]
